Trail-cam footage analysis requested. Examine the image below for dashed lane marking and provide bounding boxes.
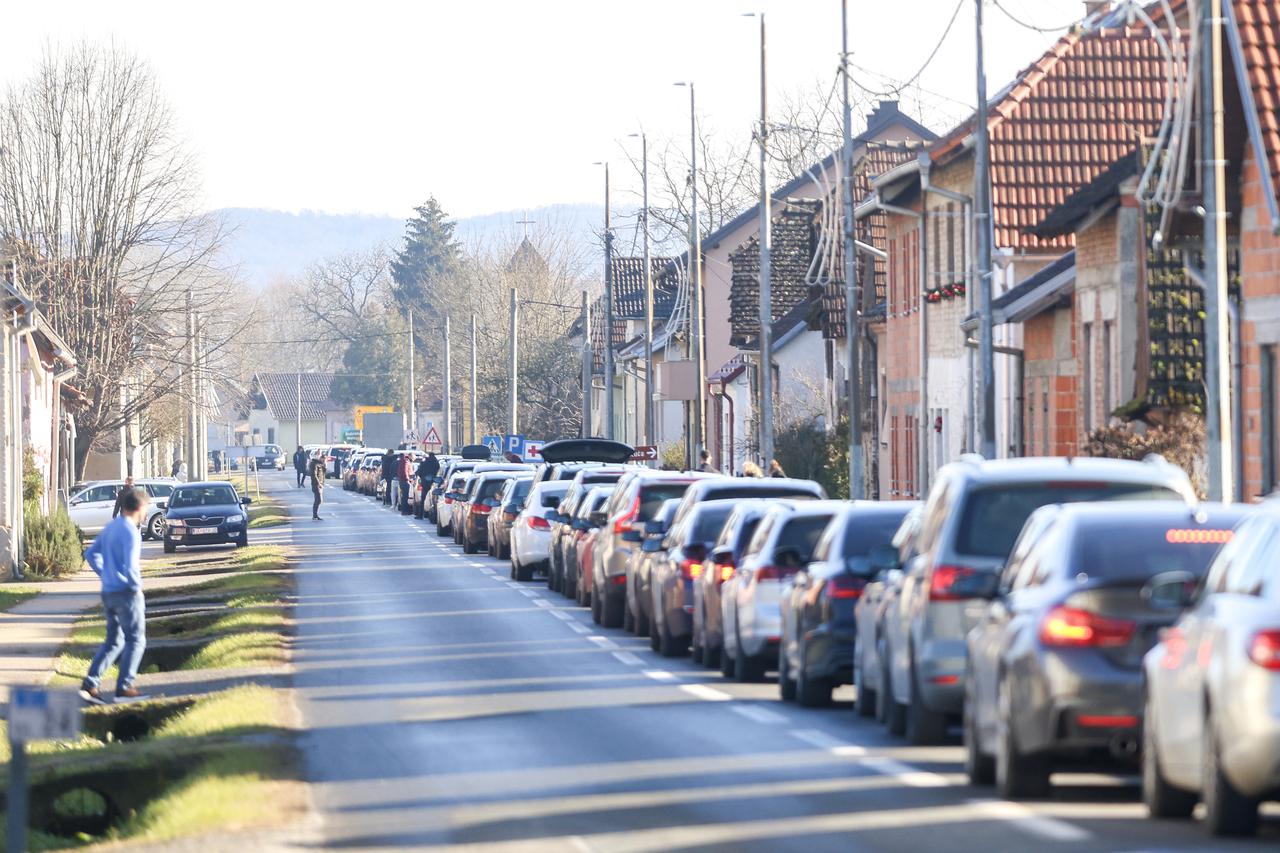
[519,589,538,598]
[965,799,1093,842]
[789,728,866,756]
[549,610,573,622]
[606,651,643,666]
[533,599,554,609]
[568,622,592,634]
[679,684,733,702]
[642,669,675,680]
[859,756,950,788]
[730,705,788,725]
[586,635,618,650]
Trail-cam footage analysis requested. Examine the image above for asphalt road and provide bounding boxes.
[252,471,1280,852]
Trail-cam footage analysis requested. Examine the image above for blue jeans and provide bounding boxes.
[83,589,146,692]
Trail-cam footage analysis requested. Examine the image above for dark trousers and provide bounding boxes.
[383,479,392,504]
[296,469,305,487]
[398,479,410,513]
[312,489,322,518]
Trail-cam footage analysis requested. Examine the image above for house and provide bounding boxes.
[248,372,348,449]
[2,272,82,579]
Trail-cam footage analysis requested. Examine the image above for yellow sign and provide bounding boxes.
[353,405,393,430]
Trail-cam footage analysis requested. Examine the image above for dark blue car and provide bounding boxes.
[163,482,252,553]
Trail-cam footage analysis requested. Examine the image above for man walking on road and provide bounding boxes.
[311,454,326,520]
[112,476,135,519]
[381,448,396,506]
[80,487,150,703]
[294,445,308,488]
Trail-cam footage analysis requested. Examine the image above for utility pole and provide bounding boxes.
[470,312,478,444]
[443,315,452,453]
[509,287,519,437]
[755,20,774,470]
[974,0,996,460]
[841,0,863,499]
[581,291,592,437]
[603,164,615,440]
[295,372,301,451]
[407,309,416,439]
[1203,0,1233,501]
[187,294,197,473]
[641,132,656,451]
[677,81,706,465]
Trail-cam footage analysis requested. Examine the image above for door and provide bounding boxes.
[70,484,120,534]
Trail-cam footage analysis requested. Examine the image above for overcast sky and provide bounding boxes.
[4,0,1094,220]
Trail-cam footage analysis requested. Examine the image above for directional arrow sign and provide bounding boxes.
[629,445,658,461]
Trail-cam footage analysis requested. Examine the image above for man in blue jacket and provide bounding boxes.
[79,486,150,703]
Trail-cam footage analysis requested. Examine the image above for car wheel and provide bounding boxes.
[796,638,833,708]
[590,590,603,624]
[634,604,650,639]
[163,537,176,554]
[462,536,475,554]
[235,531,248,549]
[436,520,447,537]
[733,625,764,682]
[906,662,948,745]
[1202,709,1259,836]
[649,611,661,652]
[855,649,876,719]
[515,559,533,583]
[148,513,165,541]
[658,618,685,657]
[603,594,624,629]
[996,678,1050,800]
[704,639,721,670]
[875,642,891,724]
[414,502,424,519]
[1142,697,1195,819]
[623,600,635,633]
[720,635,736,678]
[964,685,995,785]
[778,644,797,702]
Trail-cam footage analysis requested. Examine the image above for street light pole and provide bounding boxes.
[676,81,706,466]
[580,290,592,437]
[470,312,478,444]
[603,164,615,440]
[509,287,519,437]
[974,0,996,460]
[407,309,416,439]
[641,133,655,450]
[840,0,863,499]
[1203,0,1233,501]
[443,315,452,453]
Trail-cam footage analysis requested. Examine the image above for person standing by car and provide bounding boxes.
[310,455,326,520]
[112,476,135,519]
[768,459,787,478]
[397,452,412,513]
[381,448,396,506]
[170,458,183,478]
[293,446,308,488]
[698,450,717,473]
[79,486,150,703]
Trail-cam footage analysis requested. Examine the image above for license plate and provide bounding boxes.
[191,526,217,535]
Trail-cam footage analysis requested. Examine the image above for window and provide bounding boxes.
[268,427,276,445]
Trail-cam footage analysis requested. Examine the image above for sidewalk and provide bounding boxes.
[0,571,100,709]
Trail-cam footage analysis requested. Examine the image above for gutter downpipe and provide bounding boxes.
[711,380,735,473]
[873,194,928,496]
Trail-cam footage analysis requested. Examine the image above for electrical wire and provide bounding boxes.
[852,0,965,100]
[992,0,1080,34]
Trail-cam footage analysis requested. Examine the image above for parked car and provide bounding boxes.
[358,454,384,495]
[627,498,684,639]
[163,481,252,552]
[565,486,616,602]
[326,444,358,478]
[854,505,924,720]
[721,501,844,681]
[548,468,631,594]
[534,438,634,483]
[342,450,371,490]
[592,472,712,629]
[511,481,571,581]
[879,455,1196,745]
[666,476,826,538]
[428,458,480,521]
[67,479,176,541]
[253,444,285,471]
[1142,503,1280,836]
[460,471,520,554]
[650,500,738,657]
[488,475,534,559]
[965,501,1247,800]
[435,471,472,536]
[779,501,916,706]
[692,500,772,669]
[576,487,616,611]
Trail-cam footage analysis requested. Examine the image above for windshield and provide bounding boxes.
[955,482,1183,559]
[477,478,509,500]
[776,514,835,561]
[691,505,735,543]
[1073,519,1234,582]
[639,483,692,519]
[170,485,238,508]
[842,511,914,560]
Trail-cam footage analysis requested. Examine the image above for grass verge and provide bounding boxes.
[248,492,288,528]
[0,585,39,611]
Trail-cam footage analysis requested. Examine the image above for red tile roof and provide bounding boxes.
[1235,0,1280,203]
[931,25,1171,249]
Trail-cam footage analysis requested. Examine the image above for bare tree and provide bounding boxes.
[0,42,234,476]
[291,247,394,342]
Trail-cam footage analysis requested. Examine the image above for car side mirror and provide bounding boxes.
[621,529,642,542]
[1144,570,1198,610]
[241,497,253,506]
[70,498,82,506]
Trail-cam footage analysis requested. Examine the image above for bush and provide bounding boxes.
[22,447,43,505]
[1083,410,1206,498]
[24,509,84,578]
[775,416,849,499]
[659,440,687,471]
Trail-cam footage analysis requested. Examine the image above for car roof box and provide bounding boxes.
[537,438,635,464]
[459,444,492,460]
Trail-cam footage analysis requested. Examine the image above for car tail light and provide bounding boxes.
[755,566,783,582]
[929,565,978,601]
[613,494,640,535]
[1248,630,1280,670]
[1039,606,1136,648]
[718,564,734,583]
[610,574,626,586]
[1159,626,1188,670]
[527,515,550,531]
[1077,714,1138,728]
[681,557,703,581]
[825,574,866,600]
[471,503,491,515]
[443,497,453,504]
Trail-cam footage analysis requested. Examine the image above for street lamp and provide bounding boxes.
[592,160,615,440]
[674,81,705,468]
[741,12,773,472]
[628,132,655,453]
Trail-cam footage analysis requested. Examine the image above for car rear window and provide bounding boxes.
[776,514,835,561]
[842,511,913,556]
[691,505,735,543]
[639,483,692,519]
[582,473,623,486]
[540,487,569,507]
[1072,519,1235,582]
[477,478,509,499]
[703,485,819,503]
[955,482,1183,559]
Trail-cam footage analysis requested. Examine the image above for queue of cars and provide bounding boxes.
[346,437,1277,839]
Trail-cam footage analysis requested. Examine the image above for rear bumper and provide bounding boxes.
[804,626,855,684]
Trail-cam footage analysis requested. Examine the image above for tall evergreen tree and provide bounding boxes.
[391,197,462,317]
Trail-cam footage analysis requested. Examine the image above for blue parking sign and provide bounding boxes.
[505,434,526,456]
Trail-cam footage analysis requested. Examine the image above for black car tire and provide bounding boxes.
[649,613,661,652]
[623,600,635,633]
[602,593,624,629]
[996,679,1051,800]
[778,645,797,702]
[720,636,736,678]
[875,642,891,724]
[796,638,833,708]
[885,669,908,736]
[855,651,876,718]
[906,661,949,745]
[658,618,685,658]
[163,537,176,555]
[964,687,995,785]
[634,603,650,639]
[733,625,765,682]
[515,559,533,583]
[1202,711,1259,836]
[235,531,248,549]
[1142,699,1195,819]
[590,590,603,624]
[414,501,424,519]
[691,634,704,664]
[704,638,721,670]
[436,519,448,537]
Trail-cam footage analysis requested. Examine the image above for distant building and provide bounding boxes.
[248,372,348,448]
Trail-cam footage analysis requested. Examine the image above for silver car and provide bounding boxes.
[854,505,922,720]
[880,456,1195,745]
[1142,503,1280,837]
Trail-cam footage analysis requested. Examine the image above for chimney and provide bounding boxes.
[865,100,899,132]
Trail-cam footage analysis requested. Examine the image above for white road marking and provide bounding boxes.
[680,684,733,702]
[549,610,573,622]
[505,582,522,589]
[470,562,487,567]
[568,622,592,634]
[611,651,645,666]
[965,799,1093,842]
[533,599,553,609]
[789,728,866,756]
[519,589,538,598]
[586,635,617,649]
[859,756,950,788]
[642,668,675,680]
[731,705,788,725]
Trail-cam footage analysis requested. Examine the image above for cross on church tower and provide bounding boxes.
[516,211,536,239]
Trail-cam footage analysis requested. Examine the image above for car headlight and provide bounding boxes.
[227,515,244,526]
[167,519,185,528]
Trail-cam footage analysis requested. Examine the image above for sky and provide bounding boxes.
[2,0,1095,221]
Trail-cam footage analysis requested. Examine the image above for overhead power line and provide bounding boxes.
[853,0,965,100]
[992,0,1081,35]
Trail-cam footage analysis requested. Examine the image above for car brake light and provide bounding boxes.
[613,493,640,535]
[471,504,491,515]
[929,565,978,601]
[527,515,550,531]
[610,574,626,586]
[681,557,702,580]
[719,564,734,583]
[1077,714,1138,728]
[1039,606,1136,648]
[825,575,866,600]
[1159,626,1188,670]
[443,497,453,504]
[755,566,782,582]
[1248,630,1280,670]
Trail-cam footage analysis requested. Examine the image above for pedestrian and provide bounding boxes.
[112,476,136,519]
[381,448,396,505]
[293,445,308,488]
[397,452,412,514]
[79,486,150,703]
[423,451,440,481]
[170,458,182,478]
[697,450,717,473]
[310,455,326,520]
[415,453,438,516]
[742,461,763,478]
[768,459,787,478]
